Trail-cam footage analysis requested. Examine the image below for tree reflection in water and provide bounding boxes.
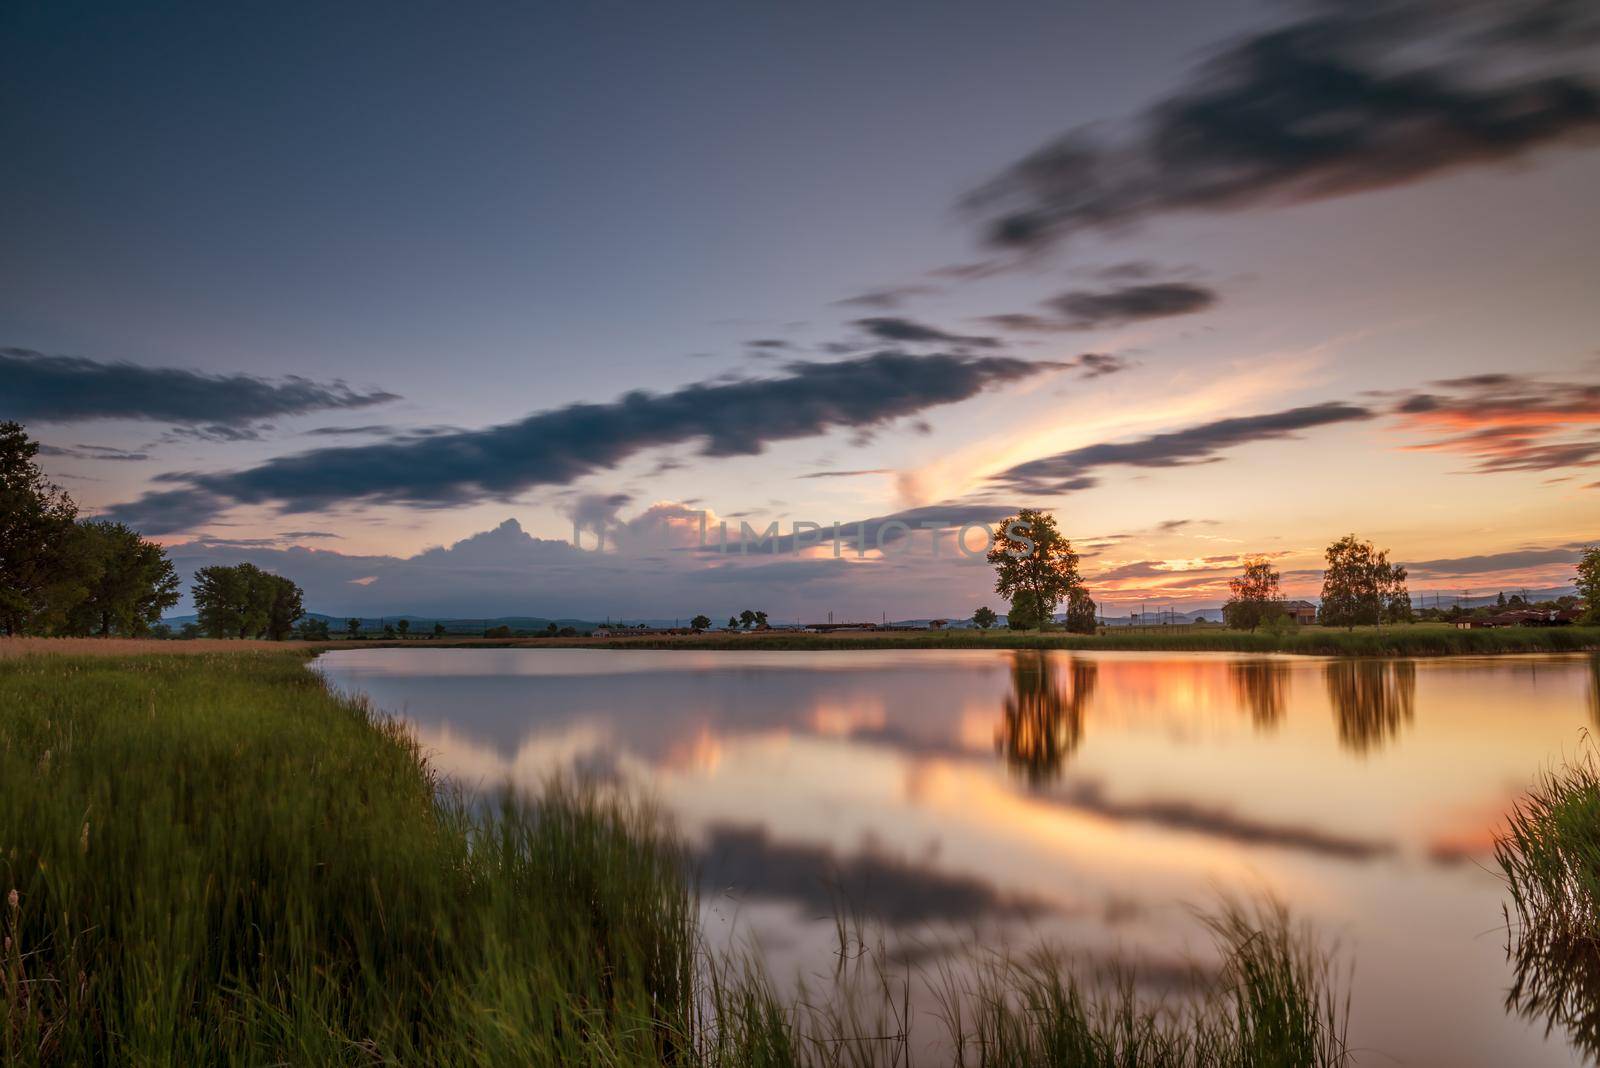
[994,651,1096,784]
[1324,660,1416,754]
[1589,655,1600,728]
[1229,658,1289,729]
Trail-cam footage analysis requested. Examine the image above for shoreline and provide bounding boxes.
[6,624,1598,659]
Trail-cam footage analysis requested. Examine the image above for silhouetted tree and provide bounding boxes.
[1577,547,1600,625]
[65,520,180,637]
[396,618,410,638]
[1319,535,1410,628]
[433,622,447,638]
[0,421,86,634]
[972,606,998,630]
[261,573,303,640]
[1064,588,1098,634]
[690,614,712,632]
[192,563,303,639]
[988,509,1085,630]
[346,618,362,639]
[194,564,264,639]
[1223,556,1284,632]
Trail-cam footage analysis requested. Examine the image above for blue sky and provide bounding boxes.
[4,0,1598,619]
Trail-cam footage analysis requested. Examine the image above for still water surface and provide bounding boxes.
[318,648,1600,1066]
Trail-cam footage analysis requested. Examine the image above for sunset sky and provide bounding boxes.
[4,0,1598,619]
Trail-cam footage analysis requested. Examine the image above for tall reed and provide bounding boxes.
[2,651,1351,1066]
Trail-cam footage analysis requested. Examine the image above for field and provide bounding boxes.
[1,648,1352,1066]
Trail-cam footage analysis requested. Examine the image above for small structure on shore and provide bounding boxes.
[1281,600,1319,625]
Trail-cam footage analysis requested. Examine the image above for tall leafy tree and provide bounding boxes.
[261,572,305,640]
[1064,587,1098,634]
[1223,556,1284,632]
[690,614,712,632]
[972,606,998,630]
[0,422,88,634]
[1380,561,1413,624]
[194,564,262,638]
[1319,535,1410,628]
[988,509,1086,629]
[1577,546,1600,625]
[193,563,303,639]
[67,521,181,636]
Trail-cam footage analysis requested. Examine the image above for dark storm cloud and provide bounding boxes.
[832,284,943,309]
[1049,282,1218,329]
[967,0,1600,252]
[694,824,1050,926]
[992,402,1374,494]
[106,352,1054,533]
[0,347,398,425]
[851,317,1003,350]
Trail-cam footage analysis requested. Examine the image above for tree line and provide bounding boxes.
[1,422,181,636]
[2,422,311,640]
[1222,535,1414,632]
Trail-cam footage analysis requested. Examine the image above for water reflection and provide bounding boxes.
[1589,656,1600,728]
[1325,660,1416,754]
[316,649,1600,1067]
[1229,659,1289,728]
[994,652,1097,784]
[1508,924,1600,1060]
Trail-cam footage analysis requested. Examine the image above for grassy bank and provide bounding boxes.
[1,651,1350,1065]
[614,623,1600,658]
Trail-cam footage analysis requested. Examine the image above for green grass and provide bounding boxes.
[615,624,1600,658]
[1496,748,1600,1057]
[1,651,1352,1066]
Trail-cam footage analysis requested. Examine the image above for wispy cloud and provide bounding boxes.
[0,347,398,425]
[832,284,942,310]
[38,443,149,462]
[991,403,1374,495]
[107,352,1058,533]
[1392,373,1600,473]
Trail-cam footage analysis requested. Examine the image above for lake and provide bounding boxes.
[317,647,1600,1066]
